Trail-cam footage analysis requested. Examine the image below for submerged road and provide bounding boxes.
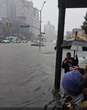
[0,43,86,107]
[0,43,56,107]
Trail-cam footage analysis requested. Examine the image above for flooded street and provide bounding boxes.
[0,43,87,107]
[0,43,56,107]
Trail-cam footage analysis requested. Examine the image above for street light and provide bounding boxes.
[39,1,46,49]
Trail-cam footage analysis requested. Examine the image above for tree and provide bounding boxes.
[81,12,87,34]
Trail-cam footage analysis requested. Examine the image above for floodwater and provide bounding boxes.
[0,43,56,107]
[0,42,87,107]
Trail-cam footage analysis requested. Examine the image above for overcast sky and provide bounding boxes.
[29,0,87,33]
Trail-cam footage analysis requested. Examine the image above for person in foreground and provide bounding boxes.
[62,65,87,110]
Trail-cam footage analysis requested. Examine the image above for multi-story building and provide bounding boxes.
[72,28,85,37]
[0,0,40,40]
[15,0,40,39]
[0,0,8,18]
[65,31,72,40]
[14,0,40,39]
[32,8,40,39]
[65,28,86,40]
[44,21,56,42]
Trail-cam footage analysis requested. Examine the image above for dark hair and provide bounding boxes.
[67,52,71,55]
[66,52,71,57]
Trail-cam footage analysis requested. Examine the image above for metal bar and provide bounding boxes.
[39,1,46,50]
[39,10,42,50]
[59,0,87,8]
[40,10,42,35]
[54,7,66,90]
[41,1,46,11]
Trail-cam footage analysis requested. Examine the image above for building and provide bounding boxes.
[72,28,85,37]
[0,0,40,40]
[65,28,86,40]
[15,0,40,39]
[32,8,40,39]
[44,21,56,42]
[65,31,72,40]
[0,0,16,20]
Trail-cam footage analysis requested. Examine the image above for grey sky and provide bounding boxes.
[65,8,87,32]
[29,0,87,33]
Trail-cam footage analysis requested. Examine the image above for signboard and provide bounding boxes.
[58,0,87,8]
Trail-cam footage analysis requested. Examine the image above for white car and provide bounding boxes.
[2,40,10,43]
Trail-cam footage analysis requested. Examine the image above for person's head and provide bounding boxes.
[66,52,71,59]
[62,71,85,96]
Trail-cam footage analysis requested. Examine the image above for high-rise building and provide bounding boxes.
[32,8,40,39]
[44,21,56,42]
[0,0,7,18]
[15,0,40,39]
[0,0,40,40]
[0,0,16,20]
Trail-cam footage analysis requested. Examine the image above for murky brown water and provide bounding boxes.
[0,43,86,107]
[0,43,56,107]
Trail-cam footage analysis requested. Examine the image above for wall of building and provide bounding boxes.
[32,8,40,38]
[44,21,56,42]
[0,0,40,40]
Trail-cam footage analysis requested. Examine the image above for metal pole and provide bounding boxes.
[40,10,42,35]
[39,10,42,50]
[54,7,66,90]
[39,1,46,50]
[75,31,78,40]
[74,31,78,58]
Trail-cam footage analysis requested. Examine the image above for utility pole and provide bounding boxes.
[55,0,66,90]
[39,1,46,50]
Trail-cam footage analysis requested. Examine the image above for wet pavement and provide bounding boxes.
[0,43,56,107]
[0,43,86,107]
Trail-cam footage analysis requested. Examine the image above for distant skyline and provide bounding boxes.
[28,0,87,33]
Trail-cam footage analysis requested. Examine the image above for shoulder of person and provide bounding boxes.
[63,58,68,64]
[63,58,67,61]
